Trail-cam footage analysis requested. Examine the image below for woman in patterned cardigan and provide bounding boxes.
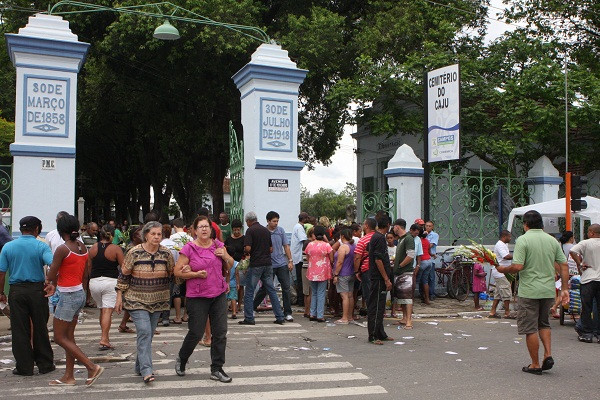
[115,221,174,384]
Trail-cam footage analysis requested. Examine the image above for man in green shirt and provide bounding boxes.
[219,212,232,242]
[496,210,569,375]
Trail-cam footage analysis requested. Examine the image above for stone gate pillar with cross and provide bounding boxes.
[232,44,307,233]
[5,13,89,234]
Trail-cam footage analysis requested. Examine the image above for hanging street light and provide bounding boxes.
[47,1,270,43]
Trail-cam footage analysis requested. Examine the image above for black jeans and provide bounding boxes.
[295,262,304,306]
[8,282,54,374]
[580,280,600,335]
[367,279,388,342]
[178,293,228,372]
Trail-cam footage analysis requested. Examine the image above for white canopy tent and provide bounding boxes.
[507,196,600,234]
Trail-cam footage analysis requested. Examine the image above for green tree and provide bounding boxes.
[0,114,14,159]
[300,183,356,221]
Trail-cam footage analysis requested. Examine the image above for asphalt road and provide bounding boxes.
[1,309,597,399]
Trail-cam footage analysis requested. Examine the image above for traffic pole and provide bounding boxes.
[565,172,572,231]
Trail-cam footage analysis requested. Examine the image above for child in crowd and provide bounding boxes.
[227,260,240,319]
[472,262,487,311]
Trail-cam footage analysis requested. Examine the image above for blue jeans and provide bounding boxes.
[310,281,327,319]
[253,266,293,316]
[416,260,433,297]
[244,265,284,321]
[577,283,600,336]
[129,309,161,377]
[428,259,436,297]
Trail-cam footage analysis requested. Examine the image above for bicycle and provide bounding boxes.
[434,248,473,301]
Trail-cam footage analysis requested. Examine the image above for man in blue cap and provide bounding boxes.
[0,216,55,376]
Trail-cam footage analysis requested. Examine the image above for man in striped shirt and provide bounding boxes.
[354,218,377,311]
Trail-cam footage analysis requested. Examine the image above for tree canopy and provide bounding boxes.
[0,0,599,222]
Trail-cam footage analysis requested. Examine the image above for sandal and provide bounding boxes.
[488,314,501,319]
[98,344,114,351]
[404,325,413,330]
[504,314,517,320]
[172,319,183,324]
[334,319,349,325]
[542,356,554,371]
[86,366,105,387]
[49,379,75,386]
[369,339,384,345]
[181,317,189,323]
[118,325,135,333]
[143,374,155,384]
[522,365,542,375]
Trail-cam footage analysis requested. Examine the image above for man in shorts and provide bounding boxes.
[490,230,514,318]
[496,210,569,375]
[392,219,417,329]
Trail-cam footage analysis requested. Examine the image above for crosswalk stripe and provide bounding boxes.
[151,361,353,376]
[5,372,371,395]
[123,386,388,400]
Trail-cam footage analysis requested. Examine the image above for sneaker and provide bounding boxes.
[162,320,170,327]
[238,319,255,325]
[175,357,186,376]
[273,319,285,325]
[578,334,593,343]
[210,369,232,383]
[285,314,294,322]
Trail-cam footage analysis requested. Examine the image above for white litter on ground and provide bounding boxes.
[445,351,458,355]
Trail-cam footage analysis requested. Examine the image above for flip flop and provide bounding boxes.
[181,318,189,323]
[172,319,183,324]
[199,339,212,347]
[86,366,105,387]
[98,345,114,351]
[504,314,517,320]
[118,326,135,333]
[542,356,554,371]
[404,325,413,330]
[522,365,542,375]
[334,319,349,325]
[369,339,384,345]
[49,379,75,386]
[488,314,501,319]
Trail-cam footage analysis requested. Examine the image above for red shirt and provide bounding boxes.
[420,237,431,261]
[355,231,374,272]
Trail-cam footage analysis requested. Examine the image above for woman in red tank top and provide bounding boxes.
[46,215,104,387]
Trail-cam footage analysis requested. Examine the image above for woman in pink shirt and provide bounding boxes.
[305,226,333,322]
[174,215,235,383]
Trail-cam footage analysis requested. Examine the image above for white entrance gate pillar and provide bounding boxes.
[384,144,424,222]
[526,156,562,204]
[232,44,307,233]
[526,155,562,233]
[5,13,89,234]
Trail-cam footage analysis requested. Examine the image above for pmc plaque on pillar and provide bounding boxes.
[232,44,307,234]
[5,13,89,234]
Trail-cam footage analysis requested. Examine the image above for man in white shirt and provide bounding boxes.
[170,218,193,248]
[490,230,513,318]
[569,224,600,343]
[44,211,70,253]
[290,212,308,307]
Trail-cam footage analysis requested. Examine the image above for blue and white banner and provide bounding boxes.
[427,64,460,162]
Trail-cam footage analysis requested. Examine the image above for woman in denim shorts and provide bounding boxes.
[46,215,104,386]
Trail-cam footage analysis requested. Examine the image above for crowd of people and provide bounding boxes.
[0,206,598,385]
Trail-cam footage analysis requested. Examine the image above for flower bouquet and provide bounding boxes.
[237,258,250,272]
[454,240,516,282]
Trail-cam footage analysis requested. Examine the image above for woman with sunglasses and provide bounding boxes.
[115,221,175,384]
[174,215,234,383]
